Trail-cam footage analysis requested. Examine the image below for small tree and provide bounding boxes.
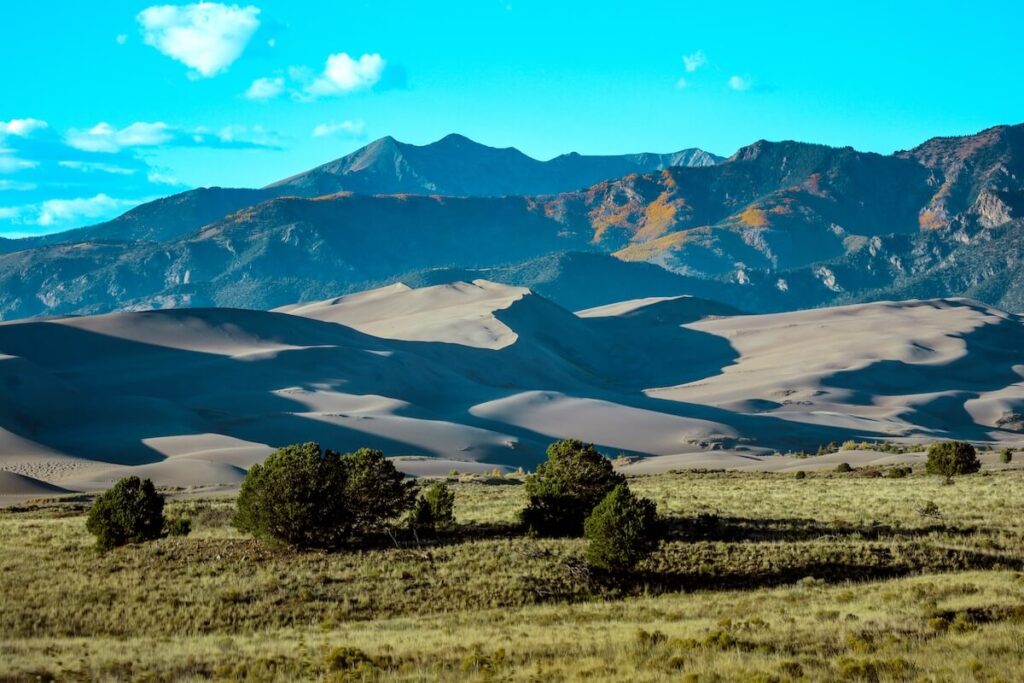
[584,484,659,571]
[926,441,980,481]
[1000,448,1013,464]
[235,442,351,549]
[86,476,165,551]
[342,448,416,534]
[521,439,625,537]
[410,481,456,532]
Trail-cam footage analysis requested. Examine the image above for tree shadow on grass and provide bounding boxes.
[662,514,986,543]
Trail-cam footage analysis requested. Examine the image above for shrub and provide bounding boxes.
[1000,448,1013,464]
[583,484,659,571]
[835,462,853,473]
[342,448,416,534]
[926,441,980,480]
[86,476,165,551]
[885,466,912,479]
[410,481,456,532]
[521,439,625,537]
[235,443,352,549]
[166,517,192,537]
[794,470,807,479]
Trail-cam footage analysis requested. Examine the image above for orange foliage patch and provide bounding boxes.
[738,206,769,228]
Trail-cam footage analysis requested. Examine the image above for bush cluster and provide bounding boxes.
[521,439,660,570]
[410,481,456,533]
[86,476,168,551]
[521,439,625,537]
[235,442,415,549]
[926,441,980,480]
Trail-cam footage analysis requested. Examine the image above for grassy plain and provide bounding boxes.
[2,467,1023,681]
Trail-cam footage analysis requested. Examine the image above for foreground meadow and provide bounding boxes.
[2,468,1023,682]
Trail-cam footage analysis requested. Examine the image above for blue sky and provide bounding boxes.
[2,0,1022,237]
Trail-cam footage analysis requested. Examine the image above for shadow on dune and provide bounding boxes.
[820,306,1024,439]
[0,293,961,468]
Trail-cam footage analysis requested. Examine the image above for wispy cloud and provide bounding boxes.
[311,120,366,138]
[66,121,281,153]
[66,122,174,153]
[728,75,752,91]
[0,119,49,138]
[683,50,707,73]
[58,160,137,175]
[36,194,143,227]
[137,2,261,78]
[245,76,285,101]
[0,156,39,173]
[305,52,386,97]
[0,180,37,192]
[0,194,147,232]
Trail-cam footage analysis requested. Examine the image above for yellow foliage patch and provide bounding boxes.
[635,194,678,242]
[615,230,691,261]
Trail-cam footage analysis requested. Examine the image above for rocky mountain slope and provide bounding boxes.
[0,124,1022,320]
[267,132,721,197]
[0,134,719,255]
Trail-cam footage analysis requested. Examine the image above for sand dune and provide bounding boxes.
[0,470,73,496]
[277,280,529,349]
[2,282,1023,489]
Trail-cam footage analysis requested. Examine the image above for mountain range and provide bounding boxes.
[0,125,1021,319]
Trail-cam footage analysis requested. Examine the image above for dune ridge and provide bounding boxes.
[2,282,1023,491]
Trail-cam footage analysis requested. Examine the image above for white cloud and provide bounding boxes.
[116,33,128,44]
[0,207,22,220]
[306,52,386,97]
[147,170,184,186]
[311,120,366,138]
[683,50,707,73]
[216,124,279,147]
[0,118,49,138]
[137,2,261,78]
[245,76,284,100]
[36,194,141,227]
[728,75,751,91]
[66,122,174,153]
[0,156,38,173]
[58,160,137,175]
[675,77,688,89]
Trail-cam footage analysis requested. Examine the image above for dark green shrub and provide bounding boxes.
[235,443,415,548]
[86,476,165,551]
[885,466,912,479]
[342,448,416,534]
[835,462,853,473]
[583,484,659,571]
[1000,448,1013,464]
[410,481,456,532]
[166,518,192,537]
[794,470,807,480]
[926,441,980,480]
[521,439,625,537]
[235,443,351,549]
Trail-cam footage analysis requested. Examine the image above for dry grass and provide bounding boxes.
[3,469,1024,681]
